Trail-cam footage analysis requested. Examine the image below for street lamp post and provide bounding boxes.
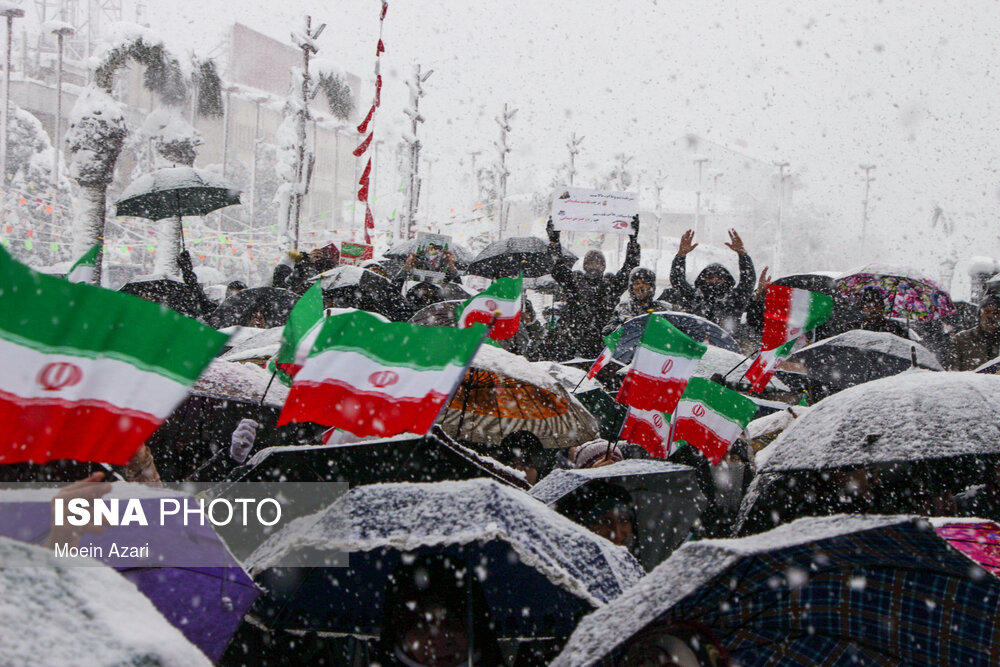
[859,163,876,246]
[0,6,24,186]
[51,24,74,181]
[773,161,790,274]
[693,156,709,238]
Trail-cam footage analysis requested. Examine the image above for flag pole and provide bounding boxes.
[604,406,630,460]
[259,370,277,406]
[428,313,499,435]
[722,352,755,381]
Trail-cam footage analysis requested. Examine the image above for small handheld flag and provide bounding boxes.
[455,274,522,340]
[616,315,707,414]
[672,378,758,465]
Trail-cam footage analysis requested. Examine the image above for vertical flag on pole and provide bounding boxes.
[455,274,522,340]
[586,325,624,380]
[616,316,706,414]
[266,281,324,386]
[671,377,758,465]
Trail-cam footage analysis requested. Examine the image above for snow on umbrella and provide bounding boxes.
[436,344,600,449]
[409,299,462,327]
[383,238,475,268]
[553,515,1000,667]
[245,478,645,639]
[315,265,411,321]
[116,166,241,220]
[205,287,301,330]
[530,459,707,571]
[468,236,578,279]
[611,312,741,365]
[836,263,956,321]
[787,328,943,389]
[119,277,206,319]
[0,537,213,666]
[738,372,1000,535]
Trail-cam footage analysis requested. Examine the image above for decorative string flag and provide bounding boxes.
[354,0,389,245]
[744,285,833,393]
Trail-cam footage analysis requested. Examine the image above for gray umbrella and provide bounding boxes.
[468,236,578,278]
[409,299,462,327]
[383,239,475,268]
[116,166,241,220]
[530,459,707,571]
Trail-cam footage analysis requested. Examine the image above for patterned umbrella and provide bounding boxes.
[836,264,956,321]
[437,345,599,448]
[553,515,1000,667]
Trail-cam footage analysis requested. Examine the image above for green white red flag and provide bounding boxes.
[745,338,800,393]
[586,325,624,380]
[455,274,522,340]
[267,281,324,386]
[278,310,486,437]
[620,407,676,458]
[616,315,706,413]
[0,246,227,465]
[760,285,833,351]
[672,377,757,465]
[66,244,99,284]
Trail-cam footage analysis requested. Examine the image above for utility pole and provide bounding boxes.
[402,64,432,239]
[773,161,790,275]
[51,23,75,181]
[0,6,24,185]
[692,156,709,238]
[707,169,723,245]
[653,173,665,255]
[494,103,516,238]
[566,133,584,185]
[859,163,876,246]
[288,15,325,249]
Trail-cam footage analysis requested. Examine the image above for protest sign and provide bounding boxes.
[551,187,638,235]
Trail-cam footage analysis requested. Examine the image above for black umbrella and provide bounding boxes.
[468,236,577,278]
[116,167,241,220]
[383,239,475,268]
[611,311,741,364]
[317,266,411,321]
[119,278,205,319]
[409,299,462,327]
[205,287,300,329]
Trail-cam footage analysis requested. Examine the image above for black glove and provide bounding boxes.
[546,217,560,243]
[631,214,641,236]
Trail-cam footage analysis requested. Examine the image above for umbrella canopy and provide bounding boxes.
[0,537,213,666]
[218,326,285,363]
[575,388,629,441]
[836,263,956,321]
[409,299,462,327]
[205,287,300,329]
[553,515,1000,667]
[468,236,578,278]
[383,238,475,268]
[788,329,943,389]
[245,478,644,638]
[119,277,206,319]
[530,459,707,570]
[611,312,741,365]
[437,344,600,448]
[116,166,241,220]
[315,265,411,321]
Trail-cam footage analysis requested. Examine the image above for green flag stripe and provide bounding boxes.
[455,275,522,321]
[312,309,485,370]
[603,325,624,351]
[638,315,707,360]
[0,246,227,382]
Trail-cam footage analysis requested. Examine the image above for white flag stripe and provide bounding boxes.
[787,289,814,335]
[297,348,467,400]
[630,346,699,380]
[630,408,670,437]
[675,400,744,442]
[457,294,520,327]
[0,338,186,418]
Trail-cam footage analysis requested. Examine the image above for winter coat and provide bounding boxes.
[947,326,1000,371]
[548,240,640,359]
[602,297,672,336]
[858,317,909,339]
[667,255,756,334]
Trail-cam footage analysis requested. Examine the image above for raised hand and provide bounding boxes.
[757,266,772,293]
[725,229,746,255]
[677,229,698,257]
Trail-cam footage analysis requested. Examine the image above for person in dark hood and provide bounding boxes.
[855,286,908,338]
[377,553,503,667]
[668,229,756,334]
[603,267,673,335]
[947,293,1000,370]
[546,216,641,359]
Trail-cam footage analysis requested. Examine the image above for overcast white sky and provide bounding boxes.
[141,1,1000,278]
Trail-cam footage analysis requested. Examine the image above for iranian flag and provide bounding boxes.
[760,285,833,351]
[586,325,624,380]
[0,247,227,465]
[455,274,522,340]
[616,315,706,413]
[66,244,99,284]
[278,310,485,437]
[744,338,799,393]
[267,281,324,386]
[620,407,676,458]
[672,378,757,465]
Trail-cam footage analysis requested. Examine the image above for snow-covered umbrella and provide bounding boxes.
[115,166,241,221]
[314,265,411,321]
[468,236,577,278]
[205,287,300,329]
[553,515,1000,667]
[436,344,600,449]
[787,329,943,389]
[409,299,462,327]
[530,459,707,570]
[0,537,213,666]
[383,238,475,268]
[611,312,741,364]
[738,371,1000,534]
[245,478,644,639]
[835,263,956,321]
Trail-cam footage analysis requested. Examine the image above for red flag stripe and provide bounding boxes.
[459,310,520,340]
[761,285,795,351]
[357,104,376,134]
[616,371,688,414]
[621,415,667,458]
[672,417,732,465]
[277,379,449,437]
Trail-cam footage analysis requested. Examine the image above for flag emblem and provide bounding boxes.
[38,362,83,391]
[369,370,400,388]
[661,359,674,374]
